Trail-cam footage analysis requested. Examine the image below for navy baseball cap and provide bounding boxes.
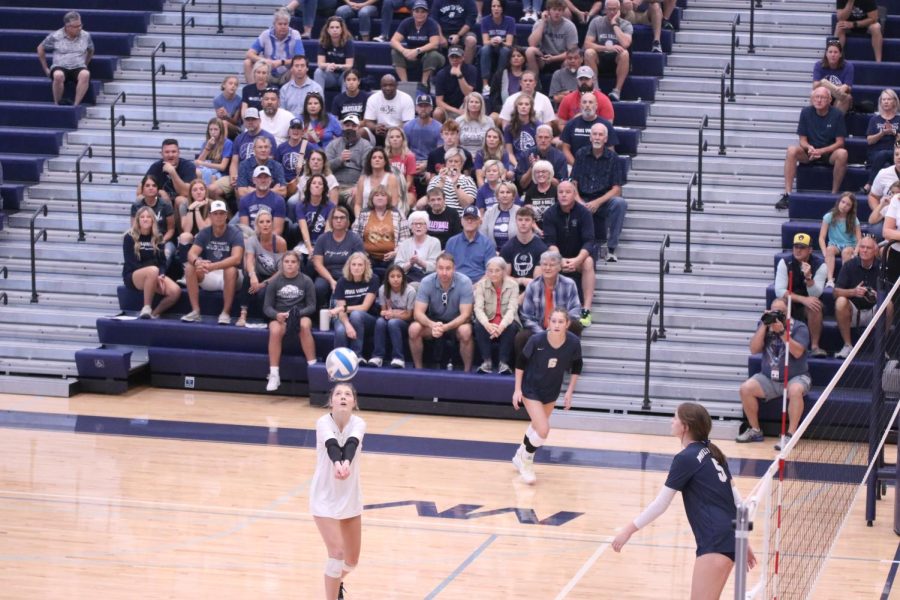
[462,205,479,219]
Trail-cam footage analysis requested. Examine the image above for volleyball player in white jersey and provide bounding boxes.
[611,402,756,600]
[310,383,366,600]
[512,307,582,484]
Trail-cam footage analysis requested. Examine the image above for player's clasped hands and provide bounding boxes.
[333,460,351,480]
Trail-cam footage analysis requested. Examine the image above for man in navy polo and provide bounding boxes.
[445,205,496,282]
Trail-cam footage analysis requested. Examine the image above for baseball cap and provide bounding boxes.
[448,45,464,58]
[462,205,479,219]
[289,118,303,129]
[244,107,260,119]
[412,0,429,9]
[416,94,433,105]
[793,233,811,247]
[576,66,594,79]
[210,200,228,213]
[253,165,272,178]
[342,114,360,125]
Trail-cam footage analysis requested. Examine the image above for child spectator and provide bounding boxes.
[370,264,417,368]
[331,69,370,123]
[213,75,242,138]
[195,118,233,187]
[819,192,862,288]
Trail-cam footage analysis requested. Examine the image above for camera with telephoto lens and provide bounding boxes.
[864,287,877,304]
[761,310,786,326]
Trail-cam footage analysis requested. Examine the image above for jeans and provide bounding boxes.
[380,0,415,38]
[373,317,409,360]
[591,196,627,250]
[333,310,376,355]
[474,320,519,367]
[313,67,345,92]
[521,0,543,12]
[300,0,338,30]
[478,45,511,83]
[314,276,333,310]
[336,3,378,36]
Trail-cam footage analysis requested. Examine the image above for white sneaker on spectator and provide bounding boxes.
[606,251,618,263]
[608,89,621,102]
[372,35,385,42]
[139,305,152,319]
[651,40,662,53]
[390,358,405,368]
[217,312,231,325]
[482,84,491,96]
[368,357,383,367]
[181,310,201,323]
[477,360,492,373]
[266,373,281,392]
[835,344,853,359]
[825,279,835,289]
[497,362,512,375]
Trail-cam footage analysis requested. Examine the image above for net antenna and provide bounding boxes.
[734,276,900,600]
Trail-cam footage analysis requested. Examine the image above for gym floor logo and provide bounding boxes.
[363,501,583,526]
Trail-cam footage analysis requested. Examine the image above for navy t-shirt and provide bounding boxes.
[318,39,355,65]
[145,158,196,200]
[233,129,278,163]
[396,17,441,49]
[334,275,380,310]
[295,200,335,244]
[561,115,619,158]
[433,0,477,34]
[241,83,268,112]
[193,224,244,262]
[665,442,736,556]
[520,331,582,403]
[480,14,515,39]
[500,235,547,279]
[434,64,479,109]
[425,206,463,248]
[866,114,900,155]
[835,256,880,310]
[313,231,365,279]
[238,190,287,228]
[131,198,174,236]
[797,105,847,149]
[275,140,314,182]
[331,90,370,122]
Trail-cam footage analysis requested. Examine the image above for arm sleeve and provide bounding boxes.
[774,260,788,298]
[732,484,743,507]
[570,357,583,375]
[632,486,678,530]
[342,437,360,463]
[325,438,344,463]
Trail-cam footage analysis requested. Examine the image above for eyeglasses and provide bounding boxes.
[332,215,348,221]
[441,292,448,306]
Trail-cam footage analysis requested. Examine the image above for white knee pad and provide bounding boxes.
[342,561,356,574]
[526,424,546,448]
[325,557,344,578]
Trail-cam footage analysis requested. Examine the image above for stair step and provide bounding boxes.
[0,373,78,396]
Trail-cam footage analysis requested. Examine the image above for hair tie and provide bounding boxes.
[701,439,710,447]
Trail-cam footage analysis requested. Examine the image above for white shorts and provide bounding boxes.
[851,303,876,328]
[199,268,243,292]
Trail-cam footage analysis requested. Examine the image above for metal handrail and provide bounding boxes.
[695,115,709,211]
[719,68,729,155]
[643,301,660,411]
[684,172,698,273]
[110,91,127,183]
[729,14,740,102]
[181,0,196,80]
[658,235,670,339]
[749,0,760,54]
[217,0,224,33]
[75,145,93,242]
[0,265,7,306]
[151,41,167,130]
[29,205,48,303]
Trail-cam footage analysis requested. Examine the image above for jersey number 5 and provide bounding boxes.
[711,458,727,483]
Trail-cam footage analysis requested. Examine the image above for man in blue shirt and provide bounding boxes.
[570,122,628,263]
[235,136,288,199]
[777,87,848,209]
[409,252,475,370]
[214,108,278,200]
[405,94,443,166]
[516,124,569,188]
[238,165,287,235]
[445,205,496,282]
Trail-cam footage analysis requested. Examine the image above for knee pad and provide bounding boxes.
[342,561,356,574]
[325,557,344,578]
[526,424,546,448]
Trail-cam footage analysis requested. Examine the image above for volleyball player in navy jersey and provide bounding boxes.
[511,307,582,484]
[612,402,756,599]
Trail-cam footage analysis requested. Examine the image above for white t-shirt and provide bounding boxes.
[260,108,295,145]
[363,90,416,127]
[884,196,900,251]
[309,413,366,519]
[872,165,900,199]
[499,92,556,125]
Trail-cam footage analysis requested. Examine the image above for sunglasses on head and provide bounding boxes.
[441,291,448,306]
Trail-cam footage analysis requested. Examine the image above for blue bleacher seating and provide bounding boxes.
[788,191,872,222]
[1,0,163,10]
[0,29,134,55]
[0,184,26,211]
[797,164,868,193]
[0,7,150,33]
[0,155,49,182]
[0,76,100,104]
[0,52,117,80]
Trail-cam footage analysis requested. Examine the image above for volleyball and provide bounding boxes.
[325,348,359,382]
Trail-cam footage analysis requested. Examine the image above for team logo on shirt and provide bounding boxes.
[513,253,534,277]
[278,284,301,301]
[548,358,557,368]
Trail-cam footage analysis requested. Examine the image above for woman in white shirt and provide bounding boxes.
[310,382,366,600]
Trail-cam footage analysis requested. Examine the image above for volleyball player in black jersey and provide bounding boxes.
[511,307,583,484]
[612,402,756,599]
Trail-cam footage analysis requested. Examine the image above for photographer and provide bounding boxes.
[736,298,811,449]
[775,233,827,357]
[833,235,887,358]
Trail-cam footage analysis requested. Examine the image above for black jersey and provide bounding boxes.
[665,442,736,556]
[520,331,582,403]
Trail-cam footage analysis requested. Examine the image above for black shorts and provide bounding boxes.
[50,66,87,82]
[596,51,619,75]
[123,273,138,291]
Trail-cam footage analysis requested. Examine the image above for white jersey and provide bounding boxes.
[499,91,556,125]
[309,413,366,519]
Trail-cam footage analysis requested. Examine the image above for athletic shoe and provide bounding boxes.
[774,433,792,452]
[825,279,835,289]
[498,362,512,375]
[662,18,675,31]
[735,427,764,443]
[775,193,790,210]
[358,357,368,367]
[810,347,827,358]
[139,305,152,319]
[217,312,231,325]
[580,308,592,327]
[477,360,492,373]
[338,582,345,600]
[390,358,405,368]
[372,35,385,42]
[835,343,853,359]
[519,12,533,22]
[651,40,662,53]
[482,84,491,96]
[181,310,201,323]
[608,89,621,102]
[606,250,618,263]
[150,313,160,320]
[513,448,536,484]
[368,357,383,368]
[266,373,281,392]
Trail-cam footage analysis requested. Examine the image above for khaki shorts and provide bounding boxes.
[751,372,811,401]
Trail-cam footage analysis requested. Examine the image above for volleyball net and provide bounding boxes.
[733,276,900,600]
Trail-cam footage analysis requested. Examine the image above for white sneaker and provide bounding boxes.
[835,344,853,359]
[217,312,231,325]
[390,358,405,368]
[266,373,281,392]
[512,447,536,484]
[825,279,835,289]
[181,310,201,323]
[139,305,152,319]
[482,84,491,96]
[368,357,383,367]
[372,35,385,42]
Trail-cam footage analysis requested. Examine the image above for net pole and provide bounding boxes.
[771,271,793,600]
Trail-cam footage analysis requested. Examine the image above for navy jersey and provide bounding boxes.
[520,331,582,403]
[665,442,736,556]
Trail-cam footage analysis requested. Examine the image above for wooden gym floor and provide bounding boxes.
[0,387,897,599]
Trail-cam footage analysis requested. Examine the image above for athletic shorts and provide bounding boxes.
[596,51,619,76]
[123,273,139,291]
[50,66,87,82]
[750,372,812,401]
[697,549,736,562]
[198,268,243,292]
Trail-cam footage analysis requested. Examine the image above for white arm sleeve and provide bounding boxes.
[632,486,678,530]
[732,484,743,507]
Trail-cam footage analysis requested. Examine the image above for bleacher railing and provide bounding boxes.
[216,0,224,34]
[28,205,47,304]
[729,14,739,102]
[695,115,708,211]
[749,0,761,54]
[719,68,730,155]
[151,41,167,130]
[0,265,7,306]
[642,301,660,411]
[75,145,93,242]
[181,0,196,79]
[684,172,698,273]
[109,91,127,184]
[657,234,670,339]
